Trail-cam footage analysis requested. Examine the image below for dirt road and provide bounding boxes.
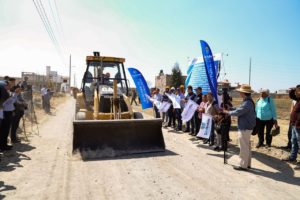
[1,98,300,200]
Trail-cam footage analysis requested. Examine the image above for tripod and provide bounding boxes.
[22,87,39,139]
[28,98,39,135]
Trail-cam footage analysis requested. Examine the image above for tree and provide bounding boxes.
[170,62,183,89]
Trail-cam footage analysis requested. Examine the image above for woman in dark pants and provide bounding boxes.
[255,89,278,148]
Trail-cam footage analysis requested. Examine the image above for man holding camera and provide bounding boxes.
[11,85,27,143]
[0,78,20,151]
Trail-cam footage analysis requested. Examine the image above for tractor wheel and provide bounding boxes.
[133,112,143,119]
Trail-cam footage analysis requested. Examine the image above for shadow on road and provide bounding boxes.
[0,181,16,199]
[0,143,35,172]
[197,142,300,186]
[80,149,178,162]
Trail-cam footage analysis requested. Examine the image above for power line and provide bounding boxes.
[53,0,65,39]
[37,0,62,52]
[48,0,64,41]
[33,0,56,46]
[33,0,65,63]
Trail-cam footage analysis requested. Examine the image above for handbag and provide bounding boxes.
[215,123,221,132]
[271,125,280,137]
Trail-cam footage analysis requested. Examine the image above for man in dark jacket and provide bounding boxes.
[0,80,20,151]
[193,87,202,135]
[282,85,300,170]
[130,89,138,106]
[11,85,27,143]
[167,87,176,128]
[162,86,170,126]
[0,81,9,128]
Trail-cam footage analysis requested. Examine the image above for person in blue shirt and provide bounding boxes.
[255,89,278,148]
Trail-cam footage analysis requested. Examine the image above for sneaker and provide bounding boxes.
[184,129,190,133]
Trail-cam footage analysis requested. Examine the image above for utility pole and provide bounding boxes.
[69,54,71,89]
[74,73,76,88]
[248,57,252,85]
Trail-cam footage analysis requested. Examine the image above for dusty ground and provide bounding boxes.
[1,97,300,200]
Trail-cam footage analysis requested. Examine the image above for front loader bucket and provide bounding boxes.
[73,119,165,159]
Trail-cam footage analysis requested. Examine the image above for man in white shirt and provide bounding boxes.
[153,88,162,118]
[41,86,47,110]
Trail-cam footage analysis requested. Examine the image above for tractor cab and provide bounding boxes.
[82,53,129,110]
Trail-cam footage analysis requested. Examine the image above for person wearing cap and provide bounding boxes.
[223,84,256,170]
[184,85,196,134]
[255,89,278,148]
[282,85,300,170]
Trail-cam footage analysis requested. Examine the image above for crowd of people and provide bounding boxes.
[0,76,52,154]
[148,83,300,171]
[1,74,300,171]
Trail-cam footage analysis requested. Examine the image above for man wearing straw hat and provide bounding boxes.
[223,84,256,170]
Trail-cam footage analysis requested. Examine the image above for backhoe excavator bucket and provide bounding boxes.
[73,119,165,159]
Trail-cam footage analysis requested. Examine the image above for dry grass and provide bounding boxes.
[232,97,292,120]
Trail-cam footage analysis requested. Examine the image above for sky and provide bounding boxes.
[0,0,299,91]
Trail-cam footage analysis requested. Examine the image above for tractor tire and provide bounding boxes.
[75,112,86,120]
[133,112,143,119]
[75,101,80,113]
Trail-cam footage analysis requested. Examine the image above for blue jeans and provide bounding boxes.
[290,126,300,160]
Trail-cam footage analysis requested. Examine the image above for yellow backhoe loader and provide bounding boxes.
[73,52,165,159]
